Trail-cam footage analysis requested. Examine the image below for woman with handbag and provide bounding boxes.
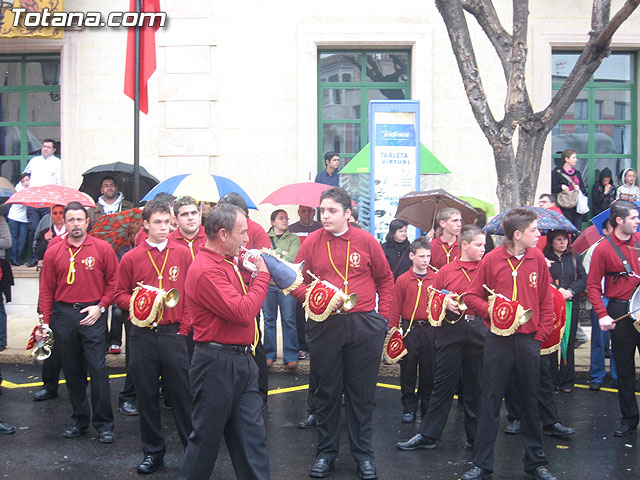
[544,230,587,393]
[551,149,587,231]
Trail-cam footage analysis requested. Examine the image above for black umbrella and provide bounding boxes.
[79,162,159,204]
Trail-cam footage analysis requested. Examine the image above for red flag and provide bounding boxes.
[124,0,161,114]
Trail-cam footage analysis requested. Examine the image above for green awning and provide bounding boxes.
[340,143,451,174]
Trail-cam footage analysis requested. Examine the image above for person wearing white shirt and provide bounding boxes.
[7,173,30,266]
[22,139,61,267]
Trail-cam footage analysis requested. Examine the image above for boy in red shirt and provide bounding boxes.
[396,224,488,450]
[461,208,556,480]
[429,208,462,270]
[389,237,435,423]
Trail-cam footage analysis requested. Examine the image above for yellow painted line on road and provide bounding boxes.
[1,373,127,389]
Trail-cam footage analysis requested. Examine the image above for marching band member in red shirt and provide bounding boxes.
[461,208,556,480]
[115,199,193,474]
[429,208,462,270]
[169,195,206,261]
[388,237,436,423]
[397,225,488,451]
[587,199,640,438]
[290,187,394,480]
[179,204,270,480]
[39,201,118,444]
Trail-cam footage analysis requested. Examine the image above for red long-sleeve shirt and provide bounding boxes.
[389,269,435,328]
[587,231,640,318]
[291,226,394,318]
[434,259,487,317]
[186,246,270,344]
[114,240,193,335]
[464,245,554,342]
[169,225,206,260]
[430,236,460,270]
[39,235,119,324]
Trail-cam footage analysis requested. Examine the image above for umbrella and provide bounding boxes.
[80,162,159,203]
[457,196,496,217]
[0,177,15,199]
[571,225,603,254]
[140,173,257,209]
[395,189,478,232]
[591,201,640,235]
[90,208,143,252]
[5,185,96,208]
[260,182,357,208]
[483,206,578,235]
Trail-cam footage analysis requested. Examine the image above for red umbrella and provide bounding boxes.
[260,182,333,208]
[5,185,95,208]
[90,208,143,252]
[571,225,602,254]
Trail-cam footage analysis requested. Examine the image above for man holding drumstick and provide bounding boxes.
[587,199,640,438]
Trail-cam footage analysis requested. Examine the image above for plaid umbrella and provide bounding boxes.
[90,208,143,252]
[483,206,578,235]
[5,185,95,208]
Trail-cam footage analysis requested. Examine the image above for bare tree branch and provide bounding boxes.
[435,0,500,143]
[594,0,639,48]
[461,0,512,72]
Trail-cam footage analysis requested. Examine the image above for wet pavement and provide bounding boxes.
[0,364,639,479]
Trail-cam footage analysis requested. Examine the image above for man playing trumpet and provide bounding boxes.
[115,199,193,474]
[461,209,556,480]
[290,187,394,480]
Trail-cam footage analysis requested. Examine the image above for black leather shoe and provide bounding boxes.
[524,466,558,480]
[395,434,436,451]
[32,389,58,401]
[589,382,602,391]
[99,430,115,443]
[504,419,520,434]
[614,424,638,437]
[357,460,377,479]
[63,425,87,438]
[27,259,38,268]
[402,412,416,423]
[298,414,316,429]
[0,420,15,435]
[309,457,334,478]
[543,422,576,437]
[119,401,139,416]
[461,465,492,480]
[137,455,164,474]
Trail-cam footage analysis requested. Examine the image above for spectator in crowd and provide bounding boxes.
[543,230,587,393]
[263,209,301,369]
[592,168,616,216]
[88,176,135,225]
[0,214,11,351]
[315,151,340,187]
[34,205,65,262]
[616,168,640,202]
[23,139,61,267]
[551,149,587,232]
[288,205,321,239]
[381,219,412,281]
[7,172,30,266]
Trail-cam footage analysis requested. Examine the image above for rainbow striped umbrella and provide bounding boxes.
[140,173,256,208]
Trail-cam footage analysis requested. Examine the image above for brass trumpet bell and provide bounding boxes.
[456,294,468,312]
[337,292,358,313]
[164,288,180,308]
[520,309,533,325]
[32,344,52,361]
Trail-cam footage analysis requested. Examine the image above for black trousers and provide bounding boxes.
[306,310,386,463]
[607,300,640,427]
[398,319,435,415]
[473,333,547,473]
[107,305,125,347]
[51,302,114,432]
[129,323,192,456]
[41,336,63,392]
[420,317,486,443]
[254,315,268,404]
[179,343,269,480]
[117,314,136,405]
[505,353,560,428]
